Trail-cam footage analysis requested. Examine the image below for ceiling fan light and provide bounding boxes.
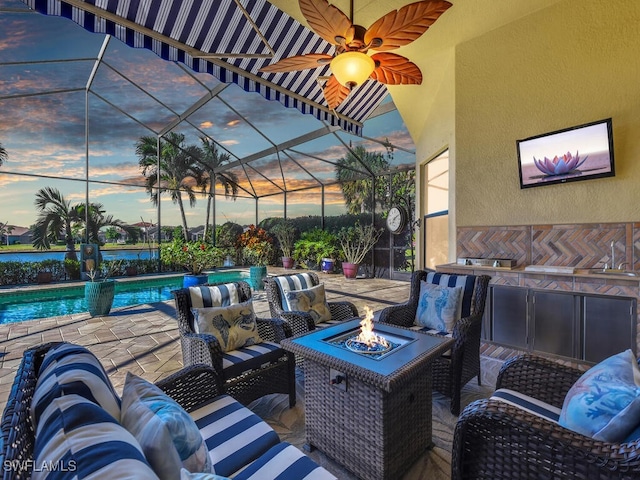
[330,51,375,87]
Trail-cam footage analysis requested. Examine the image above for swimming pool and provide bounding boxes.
[0,270,249,324]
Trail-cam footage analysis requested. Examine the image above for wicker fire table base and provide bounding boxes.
[304,359,432,480]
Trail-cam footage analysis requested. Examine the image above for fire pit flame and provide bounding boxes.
[345,306,391,355]
[354,307,389,348]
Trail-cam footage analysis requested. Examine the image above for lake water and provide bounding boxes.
[0,249,158,263]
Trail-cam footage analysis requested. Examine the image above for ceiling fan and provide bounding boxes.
[260,0,452,109]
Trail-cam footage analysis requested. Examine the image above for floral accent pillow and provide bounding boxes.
[121,373,213,480]
[559,349,640,442]
[414,281,464,333]
[284,283,332,325]
[191,300,262,352]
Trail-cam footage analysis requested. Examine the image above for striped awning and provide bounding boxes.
[20,0,390,135]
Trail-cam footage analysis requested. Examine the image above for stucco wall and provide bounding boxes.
[453,0,640,227]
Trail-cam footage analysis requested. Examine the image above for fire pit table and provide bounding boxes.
[281,316,454,480]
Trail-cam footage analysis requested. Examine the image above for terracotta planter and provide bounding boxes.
[37,271,53,284]
[125,266,138,276]
[85,280,115,316]
[282,256,294,269]
[342,262,359,279]
[183,273,208,288]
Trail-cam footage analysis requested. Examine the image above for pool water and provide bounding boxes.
[0,270,249,324]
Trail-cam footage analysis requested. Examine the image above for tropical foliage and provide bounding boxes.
[335,144,392,214]
[271,220,298,258]
[237,224,273,266]
[0,141,6,168]
[292,228,338,268]
[136,132,202,241]
[198,137,239,241]
[31,188,130,260]
[160,238,223,275]
[338,222,384,265]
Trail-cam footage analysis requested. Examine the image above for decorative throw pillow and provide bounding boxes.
[120,373,213,480]
[188,283,240,309]
[426,272,476,318]
[33,394,159,480]
[284,283,332,325]
[191,300,262,351]
[31,343,121,427]
[559,349,640,442]
[414,281,464,333]
[274,273,315,307]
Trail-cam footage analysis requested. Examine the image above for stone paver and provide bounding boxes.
[0,268,410,412]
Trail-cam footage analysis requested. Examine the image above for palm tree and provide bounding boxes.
[75,202,134,245]
[335,145,391,214]
[0,142,7,168]
[198,137,239,241]
[136,132,202,241]
[32,187,82,260]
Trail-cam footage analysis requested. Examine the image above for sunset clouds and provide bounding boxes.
[0,1,414,230]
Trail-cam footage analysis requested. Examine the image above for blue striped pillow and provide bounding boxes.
[31,343,121,427]
[273,273,316,307]
[189,283,240,309]
[33,394,158,480]
[426,272,476,318]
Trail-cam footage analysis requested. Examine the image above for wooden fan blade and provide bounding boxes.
[370,53,422,85]
[299,0,354,46]
[323,74,351,109]
[364,0,452,52]
[259,54,332,73]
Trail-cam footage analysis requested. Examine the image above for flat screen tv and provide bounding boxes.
[517,118,614,189]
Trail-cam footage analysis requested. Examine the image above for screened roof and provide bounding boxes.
[0,0,415,228]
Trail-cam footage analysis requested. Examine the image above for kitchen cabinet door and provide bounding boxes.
[531,290,579,358]
[491,285,528,349]
[583,295,636,363]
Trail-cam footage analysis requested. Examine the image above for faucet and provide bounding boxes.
[610,241,616,270]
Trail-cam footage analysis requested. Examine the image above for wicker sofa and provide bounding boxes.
[452,354,640,479]
[0,342,336,480]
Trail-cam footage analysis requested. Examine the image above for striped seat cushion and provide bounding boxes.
[189,283,240,309]
[33,394,158,480]
[191,395,280,478]
[31,343,121,427]
[273,273,316,307]
[426,272,476,318]
[234,442,337,480]
[491,388,561,423]
[221,341,287,379]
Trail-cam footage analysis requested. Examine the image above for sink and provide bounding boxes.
[591,269,639,277]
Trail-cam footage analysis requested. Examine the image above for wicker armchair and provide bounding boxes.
[264,272,359,337]
[172,280,296,407]
[452,354,640,479]
[377,269,490,415]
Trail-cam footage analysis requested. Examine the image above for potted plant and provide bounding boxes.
[293,228,338,271]
[84,260,122,316]
[338,222,383,279]
[238,225,274,290]
[271,220,297,269]
[36,259,57,284]
[160,238,223,287]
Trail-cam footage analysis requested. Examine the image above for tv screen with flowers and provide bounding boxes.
[517,118,614,189]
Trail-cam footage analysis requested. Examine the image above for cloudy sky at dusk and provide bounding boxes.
[0,0,415,231]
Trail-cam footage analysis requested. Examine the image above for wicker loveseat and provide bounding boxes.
[172,280,296,407]
[0,342,336,480]
[452,354,640,479]
[378,269,491,414]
